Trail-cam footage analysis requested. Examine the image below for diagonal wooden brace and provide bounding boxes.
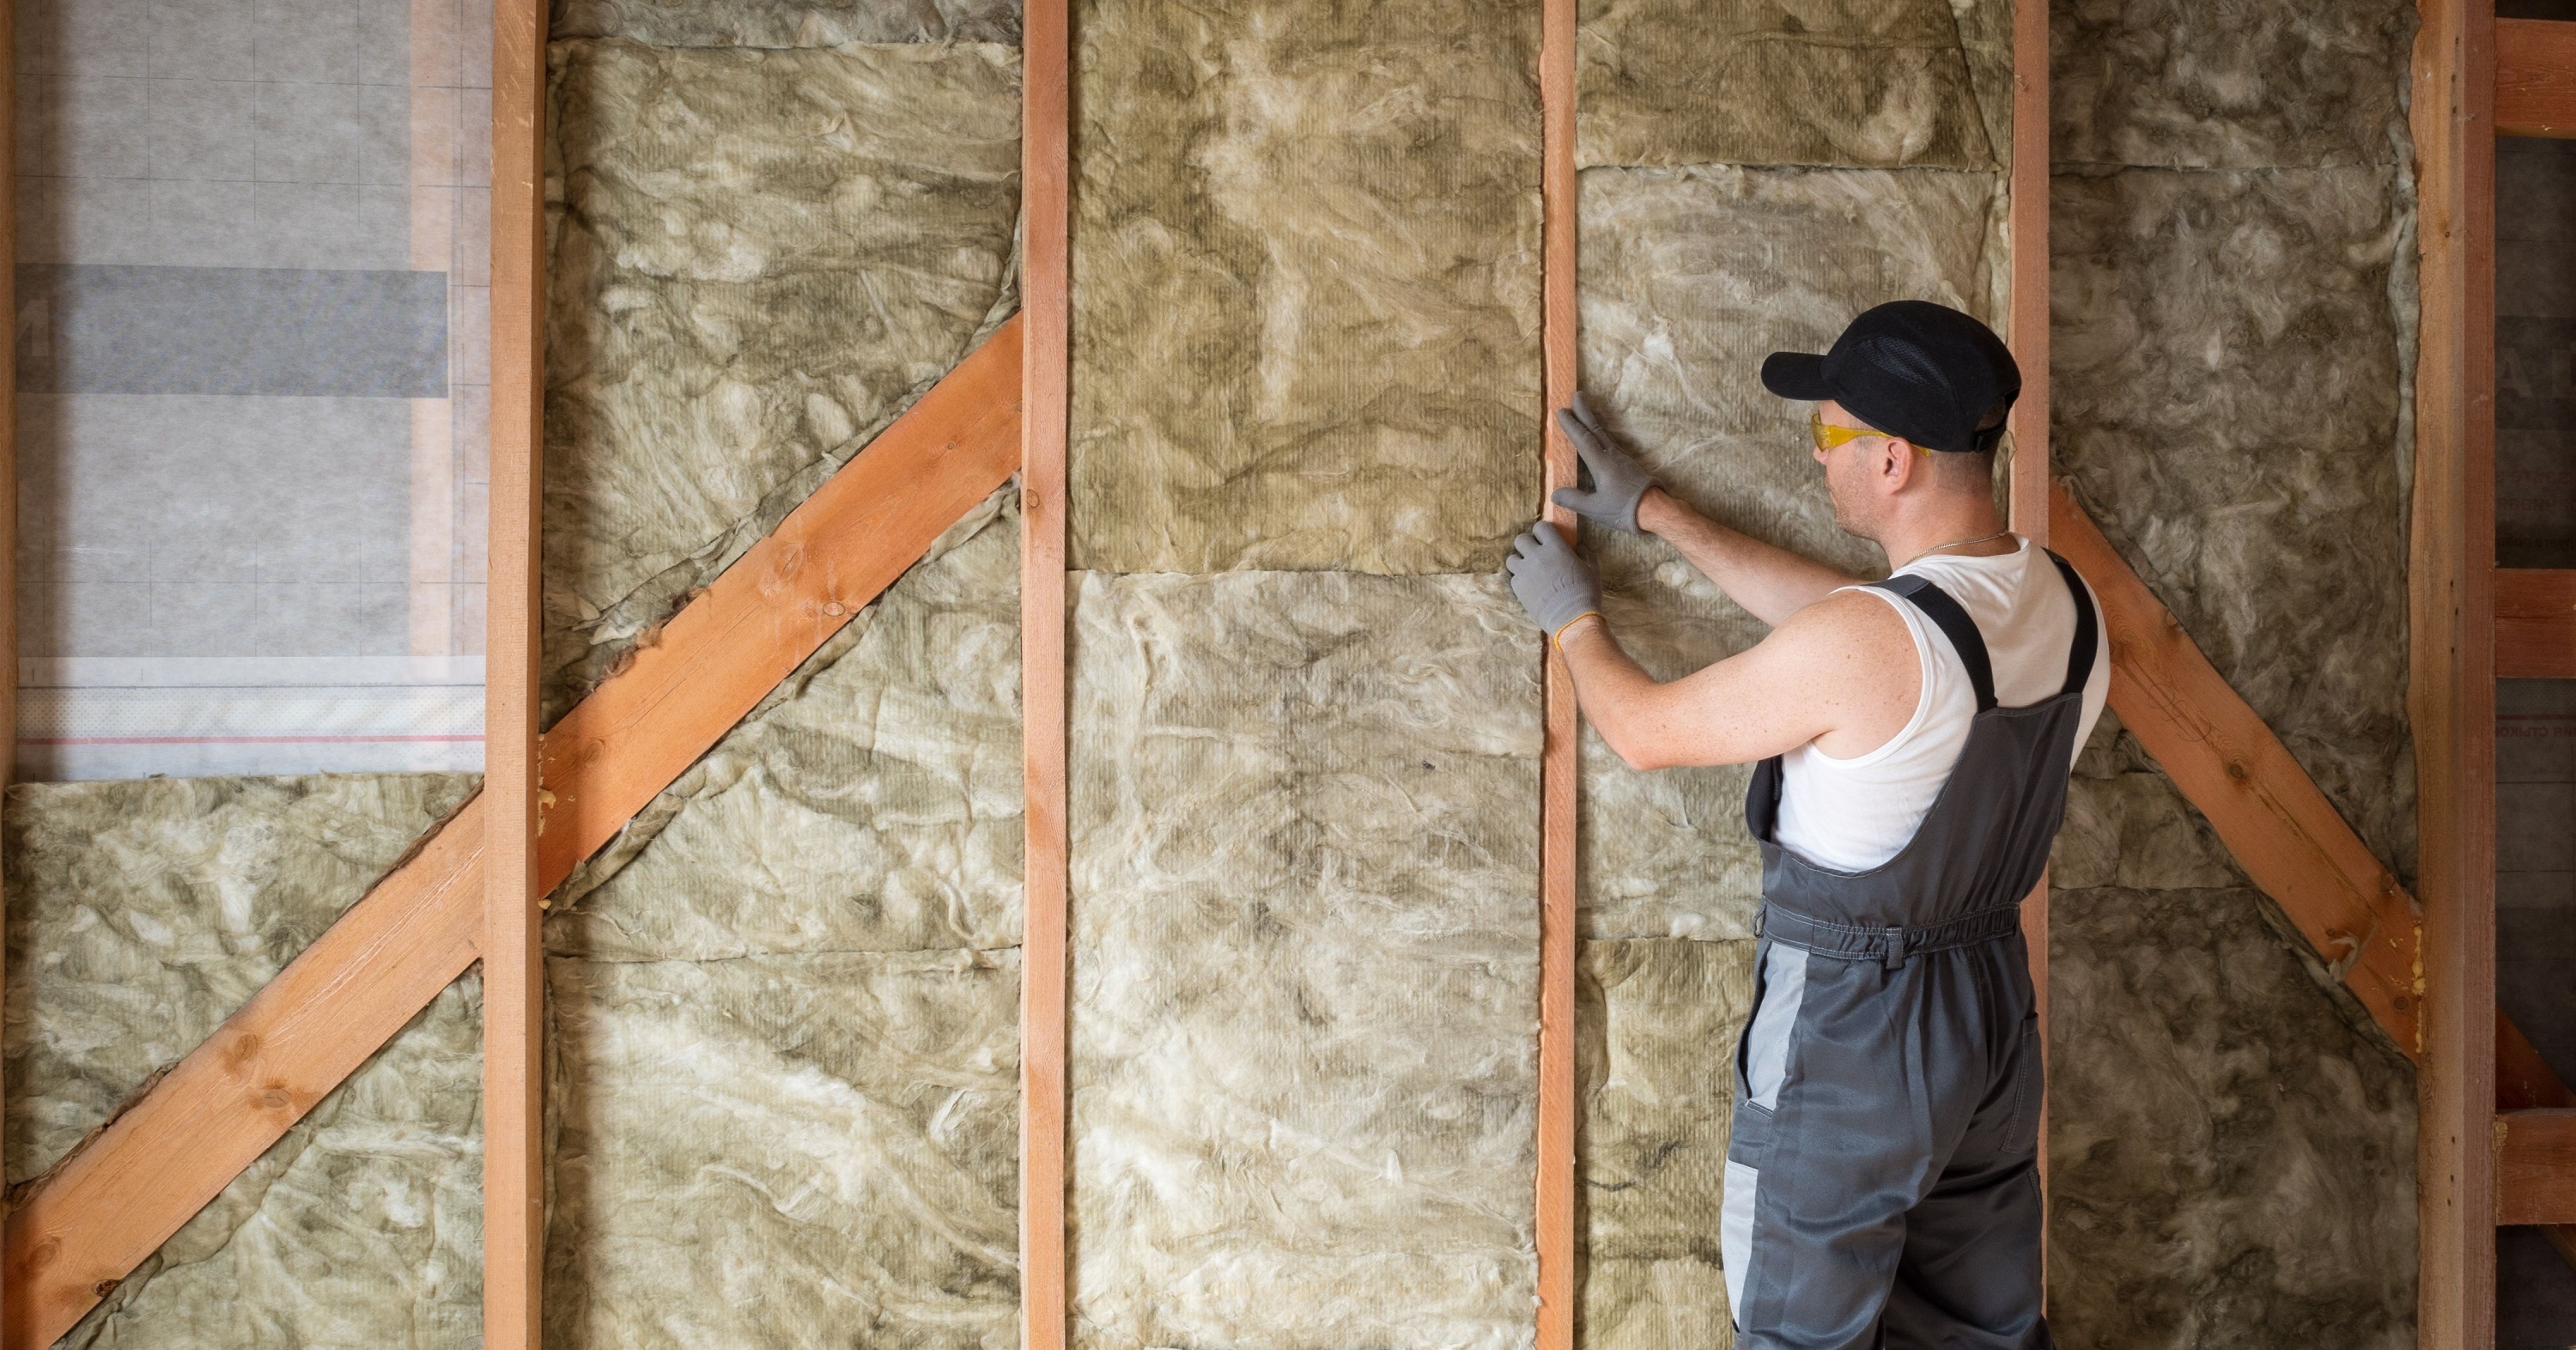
[0,318,1023,1350]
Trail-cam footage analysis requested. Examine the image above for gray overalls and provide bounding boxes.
[1721,554,2095,1350]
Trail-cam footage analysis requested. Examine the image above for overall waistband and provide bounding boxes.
[1757,902,2024,970]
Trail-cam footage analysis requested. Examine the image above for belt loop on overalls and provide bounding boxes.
[1881,925,1907,971]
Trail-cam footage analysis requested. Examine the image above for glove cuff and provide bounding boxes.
[1551,611,1605,650]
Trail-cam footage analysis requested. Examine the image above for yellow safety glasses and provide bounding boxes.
[1808,410,1930,455]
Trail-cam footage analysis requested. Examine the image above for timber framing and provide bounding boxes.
[483,1,547,1344]
[1534,0,1577,1343]
[2494,568,2576,677]
[2005,0,2052,1233]
[2413,0,2500,1341]
[0,325,1024,1350]
[1020,0,1073,1341]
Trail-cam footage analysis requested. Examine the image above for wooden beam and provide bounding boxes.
[1,12,18,1338]
[2050,483,2424,1049]
[2413,0,2500,1337]
[2499,18,2576,139]
[1019,0,1072,1336]
[1534,0,1578,1341]
[2004,0,2050,1252]
[483,0,547,1344]
[2494,569,2576,677]
[3,801,489,1350]
[2,327,1023,1348]
[2499,1110,2576,1226]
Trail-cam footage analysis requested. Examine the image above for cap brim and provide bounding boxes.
[1760,351,1832,401]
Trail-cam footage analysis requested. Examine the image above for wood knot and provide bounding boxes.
[93,1278,120,1298]
[2392,993,2413,1012]
[258,1085,292,1111]
[26,1237,59,1269]
[228,1033,262,1065]
[823,600,846,617]
[2225,760,2248,781]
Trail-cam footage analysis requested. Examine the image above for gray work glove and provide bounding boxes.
[1551,392,1656,533]
[1505,522,1602,644]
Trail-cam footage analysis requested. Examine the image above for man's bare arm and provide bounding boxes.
[1554,589,1919,771]
[1637,488,1856,627]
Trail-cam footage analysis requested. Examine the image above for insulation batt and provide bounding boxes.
[4,774,483,1349]
[1067,0,1542,574]
[2052,0,2415,171]
[1066,570,1542,1350]
[2052,163,2414,874]
[2048,723,2415,1350]
[1577,937,1755,1350]
[1574,0,2011,173]
[543,36,1020,721]
[544,498,1023,1350]
[552,0,1022,46]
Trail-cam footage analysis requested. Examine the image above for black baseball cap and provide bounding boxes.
[1759,301,2020,453]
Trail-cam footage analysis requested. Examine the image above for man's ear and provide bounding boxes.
[1879,437,1917,492]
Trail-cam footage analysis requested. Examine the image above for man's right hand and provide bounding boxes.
[1552,392,1657,533]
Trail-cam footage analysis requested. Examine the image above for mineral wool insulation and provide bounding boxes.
[1066,0,1542,1343]
[538,5,1027,1345]
[2046,1,2421,1344]
[5,774,483,1348]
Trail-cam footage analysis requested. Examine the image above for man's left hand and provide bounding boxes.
[1505,522,1602,644]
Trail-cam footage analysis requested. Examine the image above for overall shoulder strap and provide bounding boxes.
[2044,550,2099,696]
[1868,574,1996,713]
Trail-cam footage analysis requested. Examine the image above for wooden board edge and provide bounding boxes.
[2497,1110,2576,1226]
[3,802,486,1350]
[1534,0,1579,1344]
[483,1,548,1346]
[2411,0,2500,1335]
[1021,0,1073,1343]
[2005,0,2050,1252]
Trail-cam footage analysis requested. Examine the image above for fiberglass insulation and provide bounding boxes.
[1066,0,1542,574]
[1063,0,1548,1343]
[1066,571,1541,1349]
[542,33,1020,722]
[2038,0,2422,1342]
[4,774,482,1349]
[543,495,1023,1349]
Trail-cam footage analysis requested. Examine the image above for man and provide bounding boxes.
[1506,301,2105,1349]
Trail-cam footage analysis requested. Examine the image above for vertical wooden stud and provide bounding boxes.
[484,0,547,1345]
[2004,0,2052,1260]
[1,11,17,1335]
[1020,0,1072,1342]
[2410,0,2500,1343]
[1535,0,1580,1342]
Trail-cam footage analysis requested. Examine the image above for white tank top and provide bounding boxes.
[1771,538,2112,873]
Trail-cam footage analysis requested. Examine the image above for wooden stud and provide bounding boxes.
[1019,0,1073,1337]
[5,326,1024,1345]
[2050,484,2425,1049]
[2493,569,2576,677]
[1534,0,1579,1342]
[2499,18,2576,138]
[3,803,489,1350]
[2500,1018,2576,1112]
[2411,0,2500,1339]
[483,0,548,1343]
[1,14,16,1338]
[2003,0,2050,1238]
[2497,1110,2576,1226]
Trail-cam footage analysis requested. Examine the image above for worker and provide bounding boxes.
[1506,300,2106,1349]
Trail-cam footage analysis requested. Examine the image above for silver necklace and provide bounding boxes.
[1901,529,2013,568]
